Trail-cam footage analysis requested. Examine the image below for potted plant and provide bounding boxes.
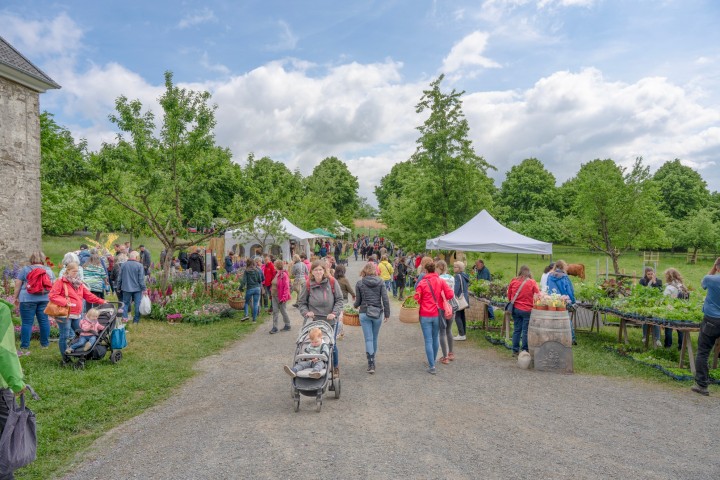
[533,293,549,310]
[343,305,360,326]
[400,297,420,323]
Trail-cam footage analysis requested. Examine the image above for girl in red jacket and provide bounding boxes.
[414,259,454,374]
[48,261,106,360]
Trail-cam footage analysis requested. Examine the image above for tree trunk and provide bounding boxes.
[691,247,699,265]
[611,253,621,275]
[94,230,103,242]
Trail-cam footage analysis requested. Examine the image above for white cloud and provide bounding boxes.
[177,8,216,29]
[200,52,230,75]
[266,20,298,51]
[0,12,83,57]
[441,31,501,74]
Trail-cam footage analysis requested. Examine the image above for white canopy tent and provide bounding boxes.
[425,210,552,255]
[225,218,317,260]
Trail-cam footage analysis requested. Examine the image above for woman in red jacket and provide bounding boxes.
[48,261,106,360]
[414,260,454,375]
[507,265,540,356]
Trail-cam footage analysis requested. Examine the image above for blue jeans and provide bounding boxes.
[420,315,440,368]
[19,301,50,349]
[354,249,358,260]
[70,335,97,351]
[487,304,495,320]
[511,307,532,353]
[122,291,143,323]
[360,312,383,355]
[391,279,398,297]
[642,324,661,342]
[58,317,81,357]
[244,287,261,321]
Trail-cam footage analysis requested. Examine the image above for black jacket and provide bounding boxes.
[354,276,390,318]
[187,253,204,273]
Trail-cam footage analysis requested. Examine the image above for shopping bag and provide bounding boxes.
[0,394,37,475]
[111,324,128,350]
[139,294,152,316]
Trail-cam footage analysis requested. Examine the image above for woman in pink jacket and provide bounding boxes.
[414,259,454,375]
[269,260,292,334]
[48,261,106,360]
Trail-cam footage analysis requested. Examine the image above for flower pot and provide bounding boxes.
[534,305,549,311]
[343,312,360,326]
[550,306,565,311]
[399,306,420,323]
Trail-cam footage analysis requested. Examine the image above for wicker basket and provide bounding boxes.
[399,306,420,324]
[228,297,246,310]
[343,312,360,326]
[466,294,489,328]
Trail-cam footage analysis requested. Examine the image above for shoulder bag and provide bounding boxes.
[505,278,529,312]
[455,274,469,311]
[0,390,38,475]
[425,278,453,321]
[43,283,71,318]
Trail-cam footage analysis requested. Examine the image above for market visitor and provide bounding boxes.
[414,259,454,375]
[262,254,276,311]
[297,260,344,378]
[138,245,151,276]
[59,252,84,281]
[110,253,127,301]
[224,251,234,273]
[334,265,356,303]
[117,252,146,324]
[546,260,577,345]
[691,257,720,396]
[83,253,109,300]
[269,260,291,334]
[187,248,204,274]
[49,261,106,362]
[663,268,689,349]
[507,265,540,356]
[639,267,663,347]
[395,256,408,301]
[540,262,555,292]
[354,262,390,374]
[378,254,394,294]
[453,261,470,341]
[241,257,264,322]
[474,259,491,281]
[13,251,55,356]
[436,260,456,364]
[291,254,309,306]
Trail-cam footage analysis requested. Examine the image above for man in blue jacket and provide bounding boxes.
[692,257,720,396]
[118,251,147,323]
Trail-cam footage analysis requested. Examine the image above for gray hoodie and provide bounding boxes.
[297,277,344,324]
[354,275,391,319]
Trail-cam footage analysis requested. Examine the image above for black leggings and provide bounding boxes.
[455,309,467,336]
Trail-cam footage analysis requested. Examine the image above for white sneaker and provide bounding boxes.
[655,339,662,348]
[453,335,466,341]
[283,365,296,378]
[641,337,647,343]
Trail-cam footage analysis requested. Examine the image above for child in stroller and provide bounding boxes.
[64,302,125,368]
[284,327,328,379]
[66,308,104,354]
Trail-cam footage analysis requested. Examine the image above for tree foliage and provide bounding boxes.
[304,156,359,227]
[497,158,558,221]
[652,159,709,220]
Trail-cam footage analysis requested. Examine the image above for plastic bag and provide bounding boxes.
[139,294,152,316]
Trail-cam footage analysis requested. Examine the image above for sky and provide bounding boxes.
[3,0,720,204]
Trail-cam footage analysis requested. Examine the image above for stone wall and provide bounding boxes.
[0,76,42,266]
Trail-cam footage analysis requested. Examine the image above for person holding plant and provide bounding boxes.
[354,262,390,374]
[663,268,689,349]
[639,267,663,347]
[546,260,577,345]
[49,261,106,361]
[453,261,470,341]
[269,260,291,334]
[414,259,454,375]
[508,265,540,356]
[13,251,55,356]
[691,257,720,396]
[241,257,264,322]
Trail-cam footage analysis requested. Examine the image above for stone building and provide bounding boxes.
[0,35,60,265]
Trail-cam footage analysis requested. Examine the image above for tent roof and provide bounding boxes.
[226,218,317,242]
[310,228,336,238]
[425,210,552,254]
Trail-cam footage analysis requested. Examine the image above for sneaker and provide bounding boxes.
[281,325,291,331]
[447,352,455,361]
[641,336,647,343]
[309,371,322,379]
[269,327,278,334]
[83,342,93,351]
[440,357,450,365]
[240,316,250,322]
[283,365,297,378]
[691,383,709,396]
[292,303,298,308]
[427,367,437,375]
[655,339,662,348]
[65,348,73,355]
[572,340,577,346]
[453,335,466,341]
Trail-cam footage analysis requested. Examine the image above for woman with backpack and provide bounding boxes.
[354,263,391,374]
[664,268,689,349]
[12,252,55,356]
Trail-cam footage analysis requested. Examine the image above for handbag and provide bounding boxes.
[43,284,71,318]
[505,278,529,312]
[455,275,469,311]
[425,279,453,321]
[0,392,37,475]
[111,324,128,350]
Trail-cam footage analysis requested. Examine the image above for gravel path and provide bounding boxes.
[64,259,720,480]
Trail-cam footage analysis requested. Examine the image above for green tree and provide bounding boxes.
[667,208,719,262]
[652,159,709,219]
[355,196,378,219]
[572,158,666,274]
[497,158,558,221]
[304,156,359,226]
[379,75,495,250]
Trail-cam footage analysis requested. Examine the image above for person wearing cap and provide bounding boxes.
[78,244,91,266]
[138,245,151,276]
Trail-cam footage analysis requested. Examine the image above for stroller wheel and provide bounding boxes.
[73,361,85,370]
[315,397,322,413]
[110,350,123,364]
[293,399,300,412]
[334,379,341,399]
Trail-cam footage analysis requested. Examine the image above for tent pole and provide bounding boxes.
[515,254,518,275]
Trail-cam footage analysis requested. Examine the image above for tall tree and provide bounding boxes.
[497,158,558,221]
[304,156,360,226]
[379,75,495,250]
[652,159,709,219]
[667,208,719,262]
[572,158,666,273]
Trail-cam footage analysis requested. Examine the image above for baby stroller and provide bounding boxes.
[63,302,125,370]
[289,316,340,412]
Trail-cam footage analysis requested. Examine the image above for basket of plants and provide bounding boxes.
[399,297,420,324]
[343,306,360,326]
[228,295,246,310]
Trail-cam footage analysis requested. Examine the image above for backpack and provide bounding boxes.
[306,276,336,292]
[26,267,52,295]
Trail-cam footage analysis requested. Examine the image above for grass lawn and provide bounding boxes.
[42,233,166,268]
[15,313,262,480]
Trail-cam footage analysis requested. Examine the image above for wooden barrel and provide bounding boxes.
[528,308,573,373]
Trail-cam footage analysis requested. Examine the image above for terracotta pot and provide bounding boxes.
[534,305,549,311]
